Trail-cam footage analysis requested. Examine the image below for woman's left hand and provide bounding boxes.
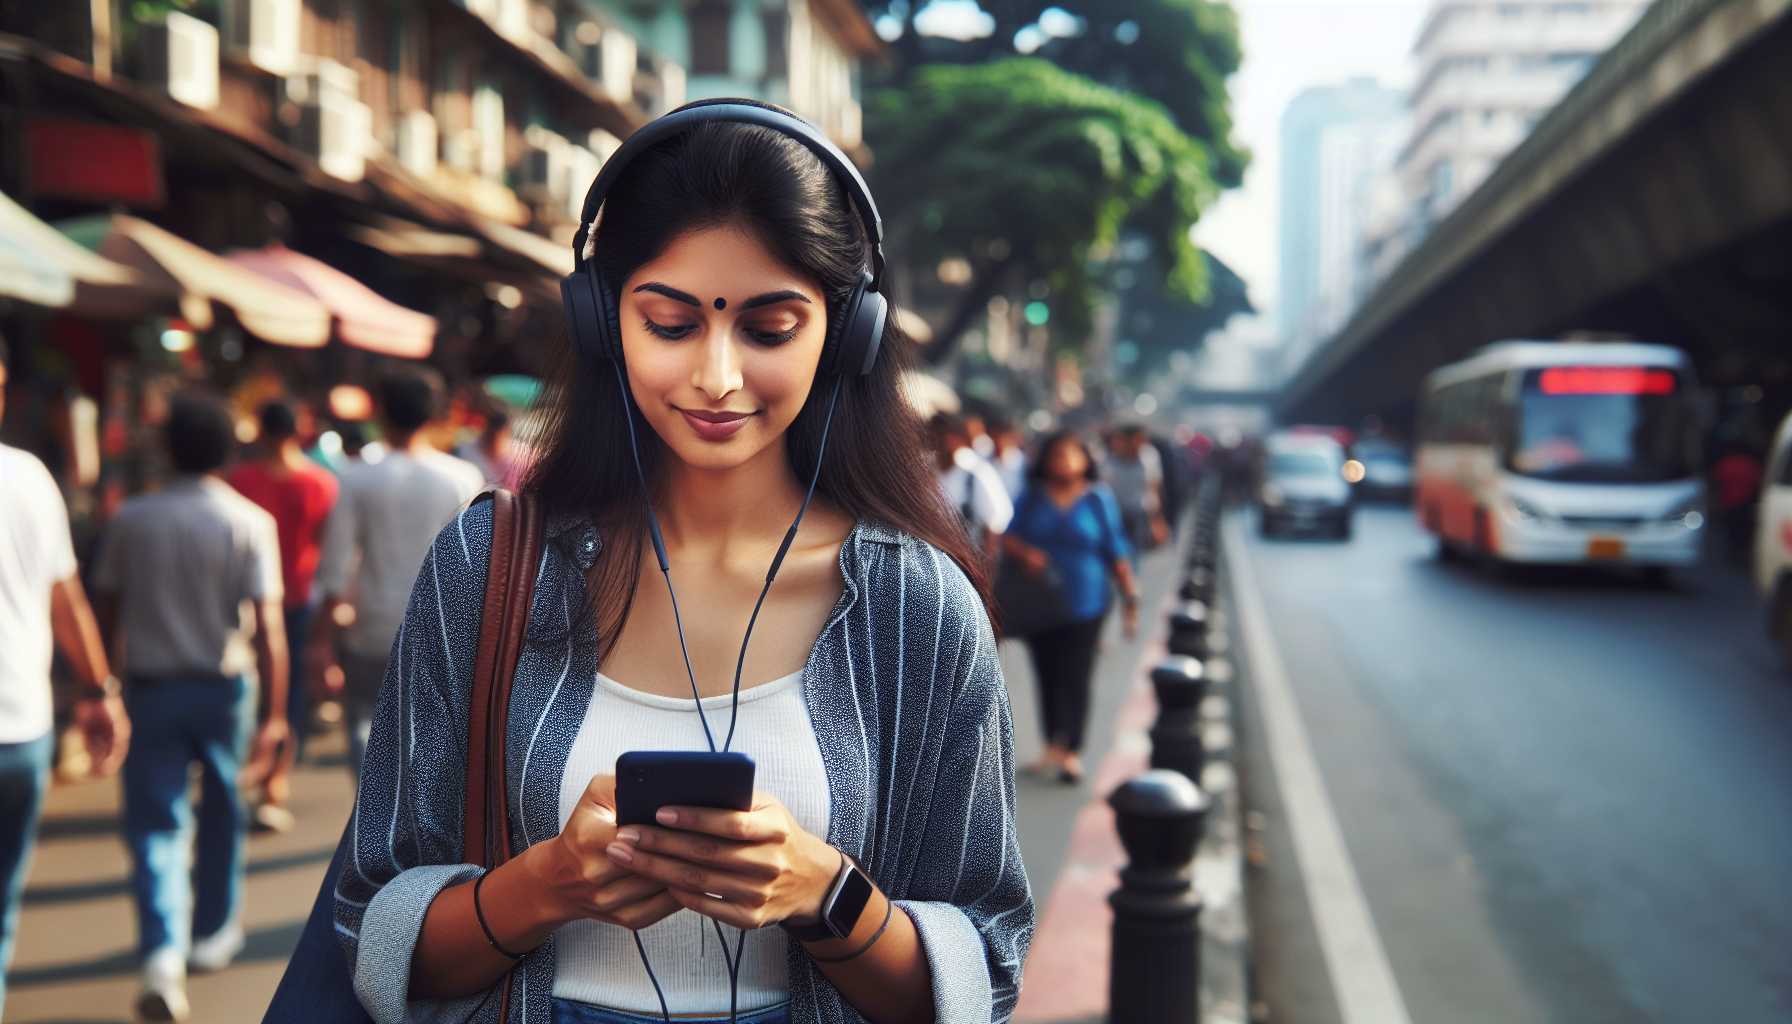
[603,791,841,931]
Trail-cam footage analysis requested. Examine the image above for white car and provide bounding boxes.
[1258,433,1354,540]
[1754,414,1792,665]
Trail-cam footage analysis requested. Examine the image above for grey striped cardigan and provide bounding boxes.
[334,500,1034,1024]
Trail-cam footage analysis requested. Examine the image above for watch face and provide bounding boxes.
[827,867,875,939]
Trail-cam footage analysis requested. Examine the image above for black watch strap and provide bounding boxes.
[783,853,873,942]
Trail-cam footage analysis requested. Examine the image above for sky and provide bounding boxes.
[1192,0,1432,325]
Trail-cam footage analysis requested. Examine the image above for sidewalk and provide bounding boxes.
[1014,534,1251,1024]
[7,730,357,1023]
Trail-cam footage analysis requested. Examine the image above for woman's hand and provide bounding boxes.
[604,791,840,931]
[1017,544,1051,576]
[1121,599,1140,641]
[527,774,681,931]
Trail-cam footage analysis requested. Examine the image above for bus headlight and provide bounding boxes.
[1262,484,1285,507]
[1501,495,1547,525]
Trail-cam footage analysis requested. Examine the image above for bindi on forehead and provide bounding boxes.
[713,297,727,310]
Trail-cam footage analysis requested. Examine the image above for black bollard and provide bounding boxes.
[1167,601,1210,659]
[1108,770,1208,1023]
[1180,565,1216,603]
[1149,657,1208,780]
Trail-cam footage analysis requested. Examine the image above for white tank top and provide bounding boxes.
[551,667,832,1013]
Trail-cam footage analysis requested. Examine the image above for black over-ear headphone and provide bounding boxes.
[559,98,889,378]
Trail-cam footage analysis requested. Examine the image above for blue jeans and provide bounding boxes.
[0,732,53,1017]
[550,999,791,1024]
[121,675,255,958]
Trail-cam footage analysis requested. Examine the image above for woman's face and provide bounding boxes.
[1044,437,1091,482]
[618,224,828,473]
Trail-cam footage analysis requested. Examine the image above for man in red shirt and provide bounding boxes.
[226,400,337,832]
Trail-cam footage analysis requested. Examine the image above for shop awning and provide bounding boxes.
[227,244,435,359]
[0,191,181,317]
[57,214,330,347]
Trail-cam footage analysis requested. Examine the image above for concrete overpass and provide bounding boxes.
[1281,0,1792,424]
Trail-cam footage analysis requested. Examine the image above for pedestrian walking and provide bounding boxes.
[1105,424,1169,553]
[929,412,1013,567]
[988,417,1029,501]
[308,367,482,778]
[226,398,338,834]
[90,391,290,1021]
[0,340,129,1018]
[1003,432,1140,784]
[273,99,1030,1024]
[457,405,526,489]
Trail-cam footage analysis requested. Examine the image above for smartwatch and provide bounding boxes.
[783,853,874,943]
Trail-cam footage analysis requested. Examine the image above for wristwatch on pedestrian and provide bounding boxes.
[783,852,875,943]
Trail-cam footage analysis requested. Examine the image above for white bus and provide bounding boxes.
[1415,341,1705,571]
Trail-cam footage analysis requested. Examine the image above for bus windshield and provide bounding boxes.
[1507,367,1696,483]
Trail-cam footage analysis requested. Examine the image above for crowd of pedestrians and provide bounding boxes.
[0,353,494,1020]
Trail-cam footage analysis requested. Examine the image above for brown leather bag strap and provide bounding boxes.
[461,489,544,869]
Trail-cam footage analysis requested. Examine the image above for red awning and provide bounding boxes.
[227,244,436,359]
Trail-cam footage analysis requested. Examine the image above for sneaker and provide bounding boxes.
[252,802,296,834]
[137,947,190,1021]
[189,922,244,973]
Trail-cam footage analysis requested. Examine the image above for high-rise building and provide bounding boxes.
[1277,78,1406,358]
[1399,0,1650,229]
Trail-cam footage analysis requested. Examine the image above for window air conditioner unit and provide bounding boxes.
[518,129,570,204]
[295,91,371,182]
[564,145,601,221]
[286,58,360,107]
[397,110,438,179]
[598,28,637,104]
[140,12,219,110]
[223,0,300,75]
[444,128,482,173]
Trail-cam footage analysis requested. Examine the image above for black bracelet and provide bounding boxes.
[806,897,895,964]
[473,872,527,962]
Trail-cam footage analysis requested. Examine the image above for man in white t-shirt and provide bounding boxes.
[310,367,483,778]
[929,413,1013,567]
[0,344,126,1018]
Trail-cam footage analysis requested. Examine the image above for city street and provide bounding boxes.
[1229,505,1792,1024]
[5,544,1186,1024]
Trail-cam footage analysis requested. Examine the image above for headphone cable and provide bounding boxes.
[610,364,847,1024]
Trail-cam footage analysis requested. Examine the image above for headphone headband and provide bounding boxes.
[572,99,885,288]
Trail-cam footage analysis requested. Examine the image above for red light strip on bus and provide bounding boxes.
[1539,367,1677,395]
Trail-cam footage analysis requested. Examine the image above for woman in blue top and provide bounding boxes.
[1002,432,1141,784]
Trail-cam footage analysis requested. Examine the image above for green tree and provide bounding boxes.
[870,0,1247,187]
[869,58,1226,363]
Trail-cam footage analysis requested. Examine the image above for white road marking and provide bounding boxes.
[1223,514,1414,1024]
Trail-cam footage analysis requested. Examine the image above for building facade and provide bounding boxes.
[1398,0,1650,230]
[1277,78,1406,361]
[604,0,879,155]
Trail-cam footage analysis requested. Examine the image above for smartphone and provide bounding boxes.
[615,751,756,827]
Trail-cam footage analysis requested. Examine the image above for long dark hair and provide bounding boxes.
[524,112,990,663]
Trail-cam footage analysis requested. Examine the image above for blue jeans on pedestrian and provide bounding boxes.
[121,675,255,959]
[550,998,791,1024]
[0,732,53,1017]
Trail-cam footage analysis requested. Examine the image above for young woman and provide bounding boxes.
[1002,433,1140,784]
[331,103,1031,1024]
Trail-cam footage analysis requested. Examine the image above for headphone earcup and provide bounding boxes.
[594,266,624,361]
[824,274,885,378]
[560,269,607,366]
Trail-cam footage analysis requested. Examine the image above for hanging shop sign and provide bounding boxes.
[26,118,166,207]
